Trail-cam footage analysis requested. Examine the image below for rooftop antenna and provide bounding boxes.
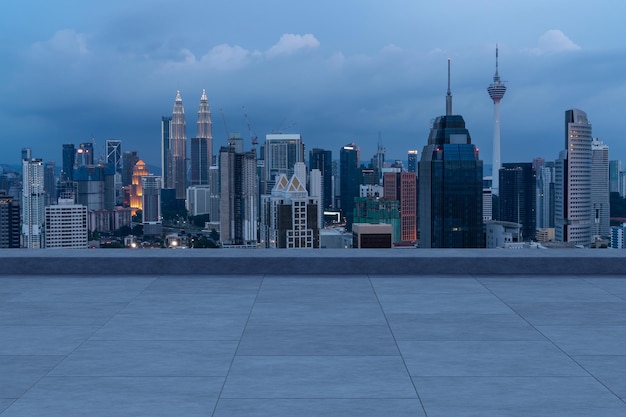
[446,58,452,116]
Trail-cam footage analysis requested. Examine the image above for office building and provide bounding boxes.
[309,148,333,210]
[76,142,94,167]
[0,191,20,248]
[383,171,417,242]
[498,163,536,241]
[220,145,258,246]
[536,162,556,229]
[611,224,626,249]
[130,160,149,215]
[591,138,610,238]
[161,116,171,187]
[122,151,139,187]
[418,60,483,248]
[142,175,162,236]
[186,185,213,217]
[407,150,418,173]
[263,134,305,194]
[44,161,57,206]
[106,140,123,173]
[340,143,360,230]
[62,143,75,181]
[487,46,507,196]
[45,199,88,249]
[555,109,592,246]
[609,160,621,194]
[21,157,45,248]
[168,91,187,199]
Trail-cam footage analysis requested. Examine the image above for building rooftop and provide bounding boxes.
[1,250,626,416]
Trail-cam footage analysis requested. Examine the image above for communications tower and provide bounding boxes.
[487,46,506,196]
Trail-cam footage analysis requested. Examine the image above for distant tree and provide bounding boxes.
[209,228,219,241]
[132,210,143,223]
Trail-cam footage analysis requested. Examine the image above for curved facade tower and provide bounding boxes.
[169,90,187,199]
[487,46,506,196]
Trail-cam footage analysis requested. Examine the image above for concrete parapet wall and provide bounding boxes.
[1,249,625,275]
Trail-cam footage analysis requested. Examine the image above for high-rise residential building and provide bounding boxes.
[591,138,610,238]
[609,160,621,194]
[220,145,258,247]
[191,89,213,186]
[309,148,333,210]
[44,161,56,206]
[130,160,149,215]
[44,199,88,249]
[122,151,139,187]
[555,109,592,246]
[407,150,418,173]
[611,223,626,249]
[383,171,417,242]
[0,191,20,248]
[262,163,320,248]
[76,142,94,167]
[487,46,507,197]
[21,157,45,248]
[498,163,536,241]
[340,143,360,230]
[161,116,171,187]
[418,59,483,248]
[62,143,75,181]
[263,134,305,194]
[168,91,187,199]
[141,175,162,236]
[536,162,556,229]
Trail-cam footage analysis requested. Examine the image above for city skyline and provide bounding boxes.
[1,1,625,168]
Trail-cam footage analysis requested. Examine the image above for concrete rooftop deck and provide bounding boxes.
[1,251,626,416]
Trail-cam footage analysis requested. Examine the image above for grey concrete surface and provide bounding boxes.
[1,274,626,416]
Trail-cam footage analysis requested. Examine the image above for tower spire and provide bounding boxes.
[446,58,452,116]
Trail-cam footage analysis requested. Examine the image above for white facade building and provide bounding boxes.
[45,198,88,248]
[21,158,45,248]
[591,138,610,238]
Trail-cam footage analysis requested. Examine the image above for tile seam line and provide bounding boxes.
[472,273,626,405]
[367,274,430,417]
[210,273,265,417]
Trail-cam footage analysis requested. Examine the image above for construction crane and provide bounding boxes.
[242,106,258,148]
[220,108,230,140]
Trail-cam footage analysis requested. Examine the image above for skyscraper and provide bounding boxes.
[555,109,592,246]
[339,143,360,230]
[44,199,88,249]
[161,116,171,187]
[21,157,45,248]
[142,175,162,236]
[122,151,139,187]
[106,140,123,173]
[76,142,94,167]
[498,163,536,241]
[44,161,56,206]
[609,160,621,194]
[407,150,418,173]
[487,46,507,197]
[418,59,483,248]
[0,191,20,248]
[309,148,333,210]
[591,138,610,238]
[263,134,305,194]
[191,90,213,186]
[383,171,417,242]
[62,143,75,181]
[130,160,149,215]
[536,161,556,229]
[168,91,187,199]
[220,145,258,246]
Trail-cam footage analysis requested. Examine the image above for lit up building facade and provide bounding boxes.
[130,160,149,214]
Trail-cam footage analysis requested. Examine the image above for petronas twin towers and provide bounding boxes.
[162,90,213,199]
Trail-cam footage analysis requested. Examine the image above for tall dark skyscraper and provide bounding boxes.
[44,161,56,206]
[309,148,333,210]
[340,143,360,230]
[122,151,139,187]
[0,191,20,248]
[161,116,171,187]
[62,144,75,181]
[418,59,483,248]
[499,163,536,241]
[407,150,418,173]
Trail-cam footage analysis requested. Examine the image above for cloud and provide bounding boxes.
[30,29,89,57]
[266,33,320,58]
[528,30,581,55]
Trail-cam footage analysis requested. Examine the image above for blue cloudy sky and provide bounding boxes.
[1,0,625,171]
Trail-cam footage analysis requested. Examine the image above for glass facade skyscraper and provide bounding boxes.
[499,163,536,241]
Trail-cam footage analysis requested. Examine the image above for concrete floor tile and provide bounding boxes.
[386,313,544,341]
[378,293,512,314]
[0,326,98,355]
[0,399,14,413]
[479,277,621,303]
[0,302,126,326]
[537,325,626,355]
[221,356,416,399]
[573,355,626,399]
[371,276,488,295]
[238,324,399,356]
[398,341,586,377]
[145,276,262,294]
[213,399,426,417]
[0,376,223,417]
[49,340,237,377]
[413,376,626,417]
[509,302,626,326]
[256,277,376,303]
[584,277,626,299]
[0,356,64,398]
[91,312,248,341]
[247,302,387,326]
[119,293,257,316]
